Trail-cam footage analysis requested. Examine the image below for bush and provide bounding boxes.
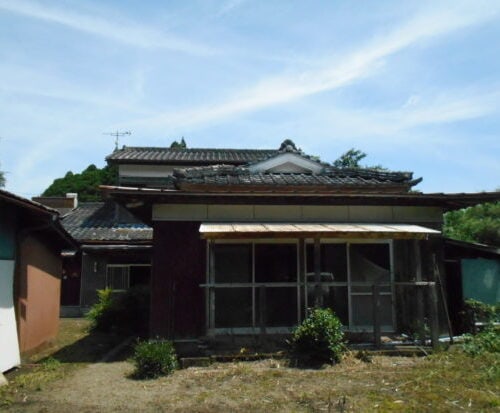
[86,286,150,335]
[462,299,499,333]
[132,339,178,379]
[463,325,500,356]
[289,308,346,366]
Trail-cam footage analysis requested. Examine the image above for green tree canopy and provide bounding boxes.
[0,166,5,188]
[333,148,387,170]
[169,137,187,149]
[42,164,118,201]
[443,201,500,246]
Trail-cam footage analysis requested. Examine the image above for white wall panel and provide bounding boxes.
[0,260,20,372]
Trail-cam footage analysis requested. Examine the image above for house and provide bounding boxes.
[101,140,499,349]
[33,194,153,314]
[0,189,74,372]
[444,239,499,333]
[60,201,152,311]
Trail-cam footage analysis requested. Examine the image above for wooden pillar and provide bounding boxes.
[313,237,322,308]
[429,282,440,349]
[413,240,426,343]
[208,241,215,331]
[372,283,381,348]
[259,285,267,334]
[298,238,305,322]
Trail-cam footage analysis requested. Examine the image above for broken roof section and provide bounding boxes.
[61,201,152,243]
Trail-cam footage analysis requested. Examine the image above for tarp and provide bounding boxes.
[0,260,21,372]
[462,258,500,305]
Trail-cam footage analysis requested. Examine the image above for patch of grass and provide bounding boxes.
[0,318,125,408]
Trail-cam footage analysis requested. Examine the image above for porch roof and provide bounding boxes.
[199,223,440,240]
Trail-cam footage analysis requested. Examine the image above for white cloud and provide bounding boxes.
[0,0,215,55]
[128,1,500,131]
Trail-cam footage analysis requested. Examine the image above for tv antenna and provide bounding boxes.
[104,130,131,150]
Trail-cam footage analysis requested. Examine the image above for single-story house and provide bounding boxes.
[0,189,74,372]
[33,194,153,313]
[101,141,499,348]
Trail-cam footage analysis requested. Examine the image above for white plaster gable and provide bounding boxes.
[248,152,323,174]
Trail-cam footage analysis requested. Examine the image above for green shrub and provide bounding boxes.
[463,325,500,356]
[289,308,346,366]
[462,299,499,333]
[132,339,178,379]
[86,286,150,335]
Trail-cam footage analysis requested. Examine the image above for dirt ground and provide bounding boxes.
[5,357,424,413]
[2,319,498,412]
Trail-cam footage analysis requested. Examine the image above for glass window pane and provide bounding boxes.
[306,285,348,325]
[255,287,297,327]
[255,244,297,282]
[214,244,252,283]
[214,288,252,328]
[350,244,391,292]
[351,295,393,327]
[306,244,347,282]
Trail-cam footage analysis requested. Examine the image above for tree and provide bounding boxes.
[443,201,500,246]
[0,166,5,188]
[170,137,187,149]
[333,148,367,168]
[332,148,387,170]
[42,164,118,201]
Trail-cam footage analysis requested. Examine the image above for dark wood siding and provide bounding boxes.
[151,221,205,339]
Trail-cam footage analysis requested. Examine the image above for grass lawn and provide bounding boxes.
[0,318,125,408]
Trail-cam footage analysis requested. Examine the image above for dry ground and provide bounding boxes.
[1,319,499,412]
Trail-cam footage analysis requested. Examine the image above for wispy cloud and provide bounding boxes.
[216,0,248,17]
[129,1,500,130]
[0,0,215,55]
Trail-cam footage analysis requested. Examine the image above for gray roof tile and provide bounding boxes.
[62,201,152,242]
[107,147,278,165]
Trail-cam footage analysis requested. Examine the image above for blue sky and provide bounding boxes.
[1,0,499,197]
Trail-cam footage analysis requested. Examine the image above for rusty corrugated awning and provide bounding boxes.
[199,223,440,239]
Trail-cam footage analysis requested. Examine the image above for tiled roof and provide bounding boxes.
[62,201,152,242]
[172,165,421,192]
[106,146,278,165]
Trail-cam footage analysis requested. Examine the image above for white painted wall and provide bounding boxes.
[153,204,443,224]
[0,260,21,372]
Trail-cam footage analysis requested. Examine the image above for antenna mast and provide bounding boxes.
[104,130,131,150]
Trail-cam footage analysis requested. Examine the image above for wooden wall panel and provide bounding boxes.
[151,221,205,339]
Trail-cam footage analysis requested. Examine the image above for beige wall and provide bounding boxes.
[17,235,61,354]
[153,203,443,225]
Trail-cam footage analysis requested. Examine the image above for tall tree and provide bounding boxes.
[42,164,118,201]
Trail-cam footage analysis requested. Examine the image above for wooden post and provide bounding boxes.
[414,240,426,343]
[298,238,305,322]
[314,237,322,308]
[372,283,381,349]
[259,285,266,335]
[208,241,216,331]
[429,282,439,349]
